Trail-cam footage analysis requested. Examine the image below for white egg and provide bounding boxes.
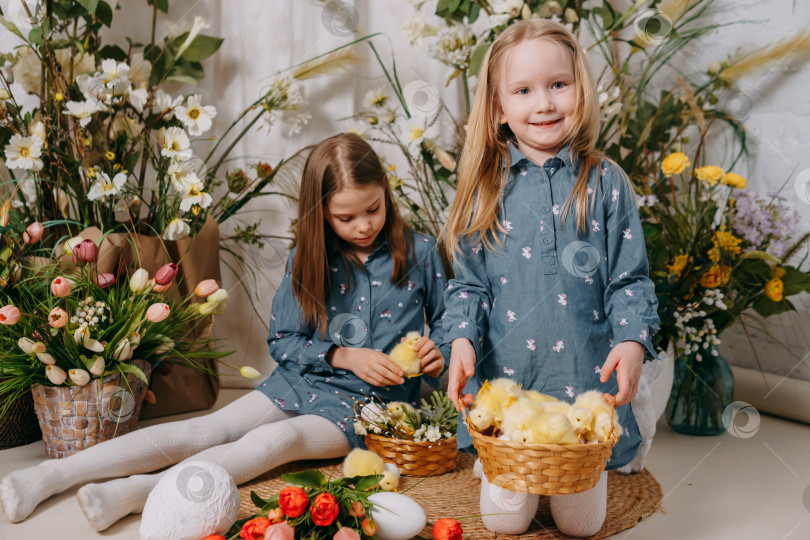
[361,402,387,424]
[139,461,240,540]
[369,491,427,540]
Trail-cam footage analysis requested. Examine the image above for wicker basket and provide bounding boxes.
[31,360,152,459]
[0,390,42,449]
[365,433,458,477]
[462,405,617,495]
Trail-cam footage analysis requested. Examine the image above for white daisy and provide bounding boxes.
[63,99,105,127]
[87,171,127,201]
[151,89,183,120]
[167,159,201,192]
[346,120,369,137]
[98,59,130,89]
[129,53,152,87]
[401,117,437,149]
[11,177,37,208]
[158,127,192,161]
[179,181,212,212]
[3,134,44,171]
[175,95,217,136]
[128,87,148,113]
[363,86,389,109]
[75,73,104,102]
[162,217,191,241]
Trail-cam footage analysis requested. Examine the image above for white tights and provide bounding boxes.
[0,391,351,530]
[477,459,608,537]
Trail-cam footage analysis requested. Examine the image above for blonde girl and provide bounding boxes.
[1,134,447,531]
[441,20,660,537]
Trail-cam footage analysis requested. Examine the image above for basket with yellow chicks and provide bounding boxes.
[353,388,458,477]
[463,378,621,496]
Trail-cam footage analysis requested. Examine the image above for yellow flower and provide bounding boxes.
[721,172,747,189]
[695,165,725,185]
[773,267,786,279]
[708,229,742,262]
[764,277,784,302]
[667,254,690,275]
[389,175,402,190]
[700,264,731,288]
[661,152,690,177]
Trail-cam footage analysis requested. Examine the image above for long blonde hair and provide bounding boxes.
[293,133,414,337]
[443,20,602,260]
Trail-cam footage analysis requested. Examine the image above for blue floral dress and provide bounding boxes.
[257,232,447,446]
[441,143,660,470]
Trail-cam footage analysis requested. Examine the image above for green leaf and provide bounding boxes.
[752,296,795,318]
[116,362,148,384]
[250,490,266,508]
[281,469,327,488]
[77,0,99,15]
[0,15,26,41]
[147,0,169,13]
[179,35,223,62]
[96,1,113,27]
[468,42,489,78]
[166,74,199,87]
[738,250,781,263]
[354,474,383,491]
[99,44,128,62]
[781,266,810,296]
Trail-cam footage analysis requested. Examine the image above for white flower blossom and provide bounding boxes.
[128,87,148,113]
[151,89,183,120]
[175,94,217,136]
[403,12,438,47]
[3,134,44,171]
[429,24,474,70]
[363,86,390,109]
[347,120,369,137]
[162,217,191,241]
[87,171,127,201]
[487,0,524,27]
[176,16,210,58]
[178,181,213,212]
[167,160,201,192]
[98,59,130,89]
[401,117,437,149]
[158,127,193,161]
[129,53,152,87]
[76,73,105,102]
[64,98,106,127]
[11,177,38,208]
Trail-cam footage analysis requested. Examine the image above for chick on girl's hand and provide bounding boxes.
[388,331,422,376]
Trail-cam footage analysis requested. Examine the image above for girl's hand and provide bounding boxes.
[413,336,444,378]
[599,340,644,406]
[447,338,476,411]
[329,347,405,387]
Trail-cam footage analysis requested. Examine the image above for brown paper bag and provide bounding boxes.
[75,220,222,419]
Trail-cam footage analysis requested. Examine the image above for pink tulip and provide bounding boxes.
[72,238,99,264]
[194,279,219,297]
[263,521,294,540]
[152,281,171,293]
[146,303,170,323]
[154,263,179,286]
[23,222,44,244]
[94,272,116,288]
[0,305,20,325]
[333,527,361,540]
[48,307,68,328]
[51,277,72,297]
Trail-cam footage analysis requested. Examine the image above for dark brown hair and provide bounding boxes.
[292,133,414,337]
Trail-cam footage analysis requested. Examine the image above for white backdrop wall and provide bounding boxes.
[3,0,810,388]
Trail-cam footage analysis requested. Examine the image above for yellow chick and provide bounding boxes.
[388,331,422,376]
[380,463,400,491]
[592,411,624,443]
[468,378,523,431]
[573,390,613,418]
[537,400,573,416]
[521,412,579,445]
[386,401,417,421]
[522,389,559,403]
[566,406,595,438]
[343,449,384,477]
[500,397,544,441]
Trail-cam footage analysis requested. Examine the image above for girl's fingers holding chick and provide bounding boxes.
[421,353,444,377]
[374,355,405,385]
[413,336,429,354]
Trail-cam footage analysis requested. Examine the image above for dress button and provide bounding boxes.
[542,207,549,213]
[543,237,551,244]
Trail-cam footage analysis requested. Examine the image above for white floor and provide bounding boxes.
[1,388,809,539]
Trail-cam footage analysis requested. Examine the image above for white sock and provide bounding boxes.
[78,414,350,530]
[1,391,289,523]
[479,474,539,535]
[549,471,608,537]
[472,458,483,479]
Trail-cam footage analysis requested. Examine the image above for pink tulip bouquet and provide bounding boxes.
[0,235,233,416]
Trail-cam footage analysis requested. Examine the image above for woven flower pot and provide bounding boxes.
[365,434,458,476]
[0,390,42,449]
[31,359,152,459]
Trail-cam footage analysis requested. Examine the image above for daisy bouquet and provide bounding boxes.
[0,234,239,416]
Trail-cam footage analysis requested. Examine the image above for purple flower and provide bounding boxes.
[731,191,800,257]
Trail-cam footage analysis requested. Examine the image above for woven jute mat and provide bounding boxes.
[237,453,662,539]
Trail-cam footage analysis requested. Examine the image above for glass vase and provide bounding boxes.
[665,348,734,436]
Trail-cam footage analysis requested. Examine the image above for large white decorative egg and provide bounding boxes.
[139,461,240,540]
[368,491,427,540]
